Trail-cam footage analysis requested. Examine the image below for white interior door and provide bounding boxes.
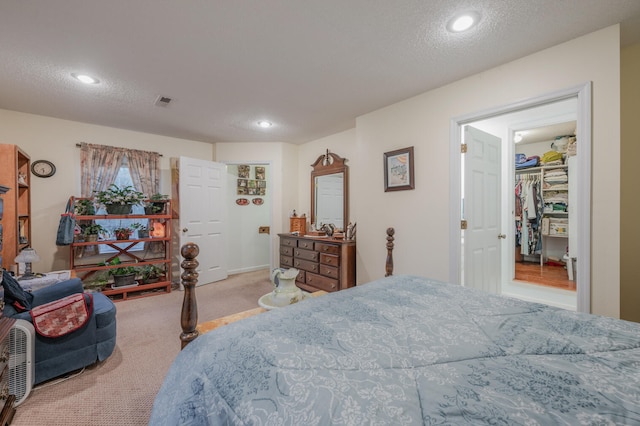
[464,126,502,293]
[178,157,227,285]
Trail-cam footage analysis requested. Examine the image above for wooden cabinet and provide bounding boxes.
[0,317,16,425]
[0,145,30,272]
[279,234,355,293]
[289,216,307,234]
[69,199,172,301]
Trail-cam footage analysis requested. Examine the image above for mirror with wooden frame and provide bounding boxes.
[311,151,348,231]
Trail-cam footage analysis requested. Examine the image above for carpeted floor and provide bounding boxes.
[11,269,272,426]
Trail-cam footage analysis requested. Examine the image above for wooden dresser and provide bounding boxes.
[278,233,355,293]
[0,316,16,425]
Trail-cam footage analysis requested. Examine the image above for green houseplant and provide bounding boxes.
[140,264,165,284]
[100,257,139,287]
[112,223,141,240]
[136,223,151,238]
[94,184,146,214]
[144,193,169,214]
[74,198,96,215]
[82,222,107,241]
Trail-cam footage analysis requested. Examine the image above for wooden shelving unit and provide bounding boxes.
[0,144,31,272]
[69,199,172,301]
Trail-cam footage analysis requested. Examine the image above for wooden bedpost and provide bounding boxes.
[180,242,200,349]
[385,227,394,277]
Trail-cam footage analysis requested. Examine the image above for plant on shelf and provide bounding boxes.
[136,223,151,238]
[94,184,146,214]
[100,257,139,287]
[113,222,144,239]
[82,223,108,241]
[74,198,96,216]
[140,264,165,284]
[144,193,169,214]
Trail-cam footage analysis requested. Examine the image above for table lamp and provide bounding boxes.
[15,247,40,280]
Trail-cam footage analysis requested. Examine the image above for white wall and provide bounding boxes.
[297,128,357,223]
[302,25,620,317]
[0,25,622,318]
[215,142,298,270]
[225,164,270,274]
[0,109,214,273]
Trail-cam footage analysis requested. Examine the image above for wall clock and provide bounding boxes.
[31,160,56,178]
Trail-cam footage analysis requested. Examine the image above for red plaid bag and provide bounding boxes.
[30,293,93,338]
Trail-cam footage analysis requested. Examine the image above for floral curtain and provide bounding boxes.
[128,148,160,197]
[80,143,160,197]
[79,143,126,197]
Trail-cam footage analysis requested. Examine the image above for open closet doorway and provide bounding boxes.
[511,121,576,291]
[450,83,591,313]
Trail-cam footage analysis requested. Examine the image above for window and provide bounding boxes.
[96,157,148,253]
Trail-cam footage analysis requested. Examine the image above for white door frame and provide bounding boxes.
[449,82,592,313]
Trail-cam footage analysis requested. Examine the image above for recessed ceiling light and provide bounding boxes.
[257,120,273,128]
[71,73,100,84]
[447,12,480,33]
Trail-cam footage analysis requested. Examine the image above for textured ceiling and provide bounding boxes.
[1,1,639,144]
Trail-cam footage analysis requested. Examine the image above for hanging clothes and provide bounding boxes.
[515,174,542,256]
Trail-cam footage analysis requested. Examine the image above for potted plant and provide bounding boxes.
[82,222,107,242]
[74,198,96,215]
[94,184,146,215]
[101,257,139,287]
[113,226,135,240]
[140,264,165,284]
[136,223,151,238]
[145,193,169,215]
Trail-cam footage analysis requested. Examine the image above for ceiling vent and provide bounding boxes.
[155,96,172,107]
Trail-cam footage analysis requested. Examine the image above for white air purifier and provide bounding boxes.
[9,319,35,406]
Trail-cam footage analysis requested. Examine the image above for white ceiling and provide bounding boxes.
[1,1,639,145]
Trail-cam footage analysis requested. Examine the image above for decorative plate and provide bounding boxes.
[252,198,264,205]
[236,198,249,206]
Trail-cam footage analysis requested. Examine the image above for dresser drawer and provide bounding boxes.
[305,272,338,292]
[320,253,339,267]
[280,255,293,267]
[294,248,319,262]
[281,237,297,248]
[297,239,314,250]
[319,264,339,279]
[293,258,319,273]
[315,242,340,255]
[280,245,293,256]
[296,270,306,284]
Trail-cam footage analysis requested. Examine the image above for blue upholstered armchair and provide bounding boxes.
[2,277,117,384]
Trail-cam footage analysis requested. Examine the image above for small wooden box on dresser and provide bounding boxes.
[279,234,355,293]
[0,316,16,425]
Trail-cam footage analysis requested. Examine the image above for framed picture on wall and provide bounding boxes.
[384,146,415,191]
[238,165,250,179]
[255,167,265,180]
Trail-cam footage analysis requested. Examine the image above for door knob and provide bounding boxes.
[182,228,188,232]
[498,234,506,239]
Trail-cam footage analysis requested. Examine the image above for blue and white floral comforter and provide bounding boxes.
[150,275,640,425]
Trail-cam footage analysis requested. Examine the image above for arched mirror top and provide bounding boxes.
[311,151,348,231]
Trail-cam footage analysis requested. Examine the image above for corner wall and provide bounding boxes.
[0,109,214,272]
[215,142,298,270]
[301,26,620,317]
[621,42,640,322]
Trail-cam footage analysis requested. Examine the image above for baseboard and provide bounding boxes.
[228,265,269,275]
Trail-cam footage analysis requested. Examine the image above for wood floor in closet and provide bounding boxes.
[514,261,575,291]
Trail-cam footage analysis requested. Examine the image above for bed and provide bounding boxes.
[150,230,640,425]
